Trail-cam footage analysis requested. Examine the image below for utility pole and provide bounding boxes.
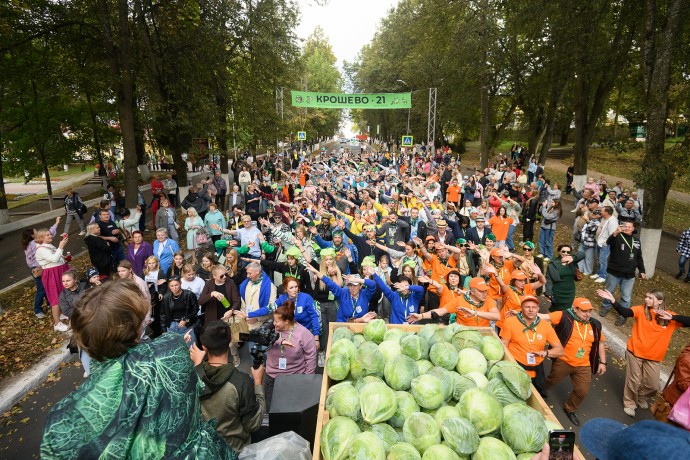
[427,87,437,154]
[231,102,237,161]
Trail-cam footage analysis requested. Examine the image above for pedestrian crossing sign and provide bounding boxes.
[297,131,306,140]
[402,135,414,147]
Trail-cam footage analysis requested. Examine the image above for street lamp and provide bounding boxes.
[397,79,411,135]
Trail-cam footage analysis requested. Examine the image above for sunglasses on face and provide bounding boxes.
[218,274,227,278]
[560,250,571,254]
[523,247,532,251]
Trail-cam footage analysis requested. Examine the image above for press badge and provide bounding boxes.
[410,306,415,312]
[527,353,537,365]
[296,306,303,314]
[355,306,362,314]
[278,358,287,370]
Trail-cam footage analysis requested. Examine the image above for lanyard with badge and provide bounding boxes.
[278,325,295,370]
[621,234,635,260]
[525,328,538,365]
[350,295,361,319]
[575,321,589,359]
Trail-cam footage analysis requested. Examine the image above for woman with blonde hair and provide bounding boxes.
[143,255,167,338]
[184,206,205,250]
[223,248,247,287]
[41,280,234,458]
[116,260,151,302]
[35,228,71,332]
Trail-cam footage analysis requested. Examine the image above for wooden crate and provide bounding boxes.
[312,322,585,460]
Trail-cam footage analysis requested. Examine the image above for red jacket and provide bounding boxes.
[664,344,690,405]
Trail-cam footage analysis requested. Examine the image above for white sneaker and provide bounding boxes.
[638,400,649,409]
[78,231,86,236]
[623,407,635,417]
[594,277,606,283]
[35,312,46,319]
[590,274,600,279]
[83,372,89,378]
[54,322,70,332]
[60,314,69,321]
[318,351,326,368]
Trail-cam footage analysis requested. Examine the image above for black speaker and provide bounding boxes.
[268,374,323,447]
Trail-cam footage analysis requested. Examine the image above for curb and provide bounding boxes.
[0,342,72,414]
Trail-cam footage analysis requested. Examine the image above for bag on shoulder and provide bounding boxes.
[196,228,209,245]
[79,203,88,216]
[651,371,675,423]
[226,315,249,343]
[32,266,43,278]
[668,385,690,429]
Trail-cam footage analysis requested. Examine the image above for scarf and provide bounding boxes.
[565,308,589,324]
[517,312,540,332]
[463,292,483,308]
[239,271,271,310]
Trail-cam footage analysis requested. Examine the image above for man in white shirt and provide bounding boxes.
[228,185,244,210]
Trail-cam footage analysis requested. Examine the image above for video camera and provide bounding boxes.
[239,320,279,369]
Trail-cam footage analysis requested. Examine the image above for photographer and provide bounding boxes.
[191,321,265,453]
[264,300,317,411]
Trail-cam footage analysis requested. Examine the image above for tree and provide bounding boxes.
[636,0,689,277]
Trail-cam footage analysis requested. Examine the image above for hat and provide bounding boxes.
[86,267,99,279]
[402,260,417,269]
[271,183,278,189]
[361,256,376,268]
[511,270,528,281]
[364,224,376,232]
[520,295,539,305]
[573,297,593,311]
[581,418,690,460]
[437,219,448,228]
[469,277,489,291]
[332,229,343,237]
[347,274,363,285]
[523,241,535,250]
[490,247,503,257]
[463,175,469,179]
[456,238,467,245]
[285,246,302,258]
[475,216,485,222]
[485,233,496,241]
[320,248,336,258]
[425,235,437,242]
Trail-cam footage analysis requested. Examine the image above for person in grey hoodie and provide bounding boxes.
[539,199,562,259]
[191,320,265,453]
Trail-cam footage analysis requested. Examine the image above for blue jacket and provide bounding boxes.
[153,239,180,274]
[313,234,357,271]
[322,276,376,322]
[373,274,424,324]
[275,292,320,336]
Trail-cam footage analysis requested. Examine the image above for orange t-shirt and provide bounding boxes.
[499,284,536,329]
[446,185,462,203]
[549,311,606,368]
[446,295,497,327]
[487,260,516,300]
[627,306,680,362]
[400,164,408,176]
[488,216,514,241]
[500,316,559,377]
[440,286,464,311]
[428,255,458,294]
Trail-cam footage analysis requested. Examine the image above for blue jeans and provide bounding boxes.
[31,268,49,315]
[506,224,517,250]
[601,274,636,312]
[597,245,610,279]
[539,228,555,259]
[679,255,690,274]
[579,247,597,275]
[80,348,91,376]
[168,321,194,348]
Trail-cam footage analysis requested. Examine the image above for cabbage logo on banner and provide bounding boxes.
[291,91,411,109]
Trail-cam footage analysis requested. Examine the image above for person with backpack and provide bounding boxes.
[63,189,86,236]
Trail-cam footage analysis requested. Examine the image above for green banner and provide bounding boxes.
[291,91,411,109]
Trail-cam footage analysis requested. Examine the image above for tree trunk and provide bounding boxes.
[638,0,687,278]
[38,147,54,211]
[85,92,106,177]
[0,131,9,225]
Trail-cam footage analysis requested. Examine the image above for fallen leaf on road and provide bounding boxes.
[18,418,29,424]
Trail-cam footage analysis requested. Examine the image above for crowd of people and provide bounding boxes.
[27,143,690,457]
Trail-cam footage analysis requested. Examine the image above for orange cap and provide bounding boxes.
[469,277,489,291]
[491,247,504,257]
[572,297,593,311]
[511,270,528,281]
[521,295,540,306]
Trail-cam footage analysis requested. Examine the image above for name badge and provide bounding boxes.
[355,306,362,314]
[296,306,303,314]
[410,306,415,312]
[527,353,537,365]
[278,358,287,370]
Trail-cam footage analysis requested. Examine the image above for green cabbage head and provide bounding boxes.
[410,374,445,410]
[320,416,360,460]
[359,381,397,424]
[364,319,388,343]
[472,436,517,460]
[456,387,503,435]
[348,431,386,460]
[384,354,419,391]
[501,403,549,454]
[440,416,479,456]
[387,442,422,460]
[402,412,441,455]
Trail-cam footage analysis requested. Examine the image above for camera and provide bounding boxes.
[239,320,279,369]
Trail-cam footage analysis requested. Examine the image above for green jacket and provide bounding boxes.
[41,334,236,459]
[195,363,265,452]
